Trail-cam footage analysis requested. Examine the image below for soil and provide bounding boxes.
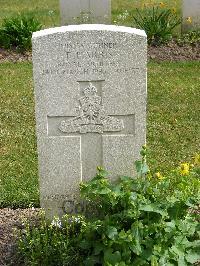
[148,41,200,62]
[0,208,40,266]
[0,48,32,63]
[0,41,200,63]
[0,42,199,265]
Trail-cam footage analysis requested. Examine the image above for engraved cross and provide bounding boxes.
[48,80,134,181]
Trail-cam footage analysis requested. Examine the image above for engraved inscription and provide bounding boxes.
[62,200,86,214]
[40,41,140,77]
[41,194,86,214]
[59,83,124,134]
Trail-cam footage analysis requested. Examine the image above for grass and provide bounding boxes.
[0,0,181,28]
[0,0,60,27]
[147,61,200,172]
[0,61,199,208]
[0,63,39,208]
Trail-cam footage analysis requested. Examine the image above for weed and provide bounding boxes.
[0,15,42,51]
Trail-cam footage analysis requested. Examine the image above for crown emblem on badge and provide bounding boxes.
[59,83,124,134]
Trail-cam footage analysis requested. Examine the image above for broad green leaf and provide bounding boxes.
[174,235,190,247]
[178,256,187,266]
[140,248,152,260]
[185,240,200,248]
[79,239,91,249]
[139,203,167,216]
[94,242,104,255]
[170,245,187,266]
[176,219,197,236]
[131,222,142,255]
[112,184,122,196]
[158,250,170,265]
[106,226,118,240]
[104,249,121,265]
[141,162,149,175]
[135,160,142,174]
[185,251,200,263]
[165,220,176,233]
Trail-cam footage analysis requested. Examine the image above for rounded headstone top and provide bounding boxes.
[32,24,146,39]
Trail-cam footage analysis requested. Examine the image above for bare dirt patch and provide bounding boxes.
[0,208,40,266]
[148,41,200,62]
[0,48,31,63]
[0,41,200,63]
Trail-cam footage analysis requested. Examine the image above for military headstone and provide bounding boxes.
[32,24,147,219]
[60,0,111,25]
[182,0,200,31]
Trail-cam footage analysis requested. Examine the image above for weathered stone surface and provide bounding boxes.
[60,0,111,25]
[182,0,200,31]
[32,24,147,219]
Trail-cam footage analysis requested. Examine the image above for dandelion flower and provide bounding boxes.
[180,163,190,176]
[186,17,192,24]
[159,2,166,8]
[171,7,176,13]
[155,172,164,180]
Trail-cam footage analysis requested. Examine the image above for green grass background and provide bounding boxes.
[0,0,181,27]
[1,62,199,208]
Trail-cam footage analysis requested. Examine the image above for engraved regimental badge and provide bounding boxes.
[59,83,124,134]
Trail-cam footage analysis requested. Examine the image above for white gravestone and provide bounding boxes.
[182,0,200,31]
[32,24,147,219]
[60,0,111,25]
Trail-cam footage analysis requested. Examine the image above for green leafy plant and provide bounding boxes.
[17,148,200,265]
[0,15,42,51]
[133,5,181,45]
[17,213,83,265]
[78,149,200,265]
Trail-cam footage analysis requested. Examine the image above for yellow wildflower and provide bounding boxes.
[194,153,200,166]
[155,172,164,180]
[171,7,176,13]
[180,163,190,176]
[186,17,192,24]
[159,2,166,8]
